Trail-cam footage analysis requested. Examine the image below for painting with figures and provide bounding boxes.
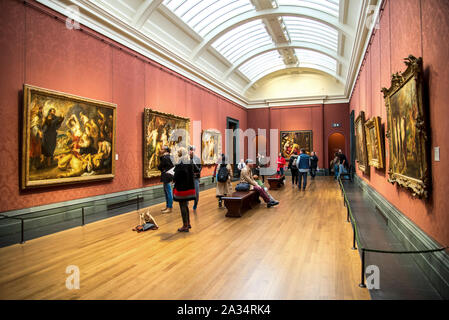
[355,111,369,174]
[22,85,116,189]
[280,131,313,159]
[201,129,222,165]
[383,55,430,198]
[144,109,190,178]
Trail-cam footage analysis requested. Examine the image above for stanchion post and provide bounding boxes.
[352,224,357,250]
[359,249,367,288]
[82,207,85,226]
[346,206,350,223]
[20,219,25,244]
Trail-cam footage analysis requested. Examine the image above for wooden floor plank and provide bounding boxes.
[0,177,370,300]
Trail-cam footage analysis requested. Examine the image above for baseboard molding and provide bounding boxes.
[354,175,449,299]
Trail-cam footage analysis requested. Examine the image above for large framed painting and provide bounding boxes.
[382,55,429,198]
[143,109,190,178]
[21,84,116,190]
[355,111,369,174]
[365,116,385,169]
[280,131,313,159]
[201,129,222,165]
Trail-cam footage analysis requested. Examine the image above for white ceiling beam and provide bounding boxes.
[224,42,348,79]
[191,5,354,61]
[132,0,164,29]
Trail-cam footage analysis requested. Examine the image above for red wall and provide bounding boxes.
[247,103,350,169]
[350,0,449,246]
[0,0,247,212]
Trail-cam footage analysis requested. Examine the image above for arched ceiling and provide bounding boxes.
[38,0,381,106]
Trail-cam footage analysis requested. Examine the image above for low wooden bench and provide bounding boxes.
[267,175,285,190]
[222,190,261,218]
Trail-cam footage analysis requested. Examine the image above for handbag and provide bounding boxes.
[235,182,250,192]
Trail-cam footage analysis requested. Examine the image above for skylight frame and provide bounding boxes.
[295,48,338,74]
[276,0,340,17]
[238,51,286,82]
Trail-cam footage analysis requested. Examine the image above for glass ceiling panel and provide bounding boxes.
[163,0,254,37]
[212,20,274,64]
[276,0,340,17]
[295,49,337,73]
[283,17,339,51]
[238,51,285,81]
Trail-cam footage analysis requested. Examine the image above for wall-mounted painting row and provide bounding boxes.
[355,111,369,174]
[22,85,116,190]
[280,131,313,159]
[365,116,385,170]
[382,55,430,198]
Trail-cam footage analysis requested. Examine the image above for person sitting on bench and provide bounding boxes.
[253,174,278,203]
[240,159,279,208]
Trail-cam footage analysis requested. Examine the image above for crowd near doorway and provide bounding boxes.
[328,133,346,169]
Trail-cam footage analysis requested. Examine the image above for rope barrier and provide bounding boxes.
[337,177,448,288]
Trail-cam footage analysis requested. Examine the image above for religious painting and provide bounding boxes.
[355,111,369,174]
[382,55,429,198]
[365,116,385,169]
[201,129,222,165]
[143,109,190,178]
[280,131,313,159]
[21,84,116,190]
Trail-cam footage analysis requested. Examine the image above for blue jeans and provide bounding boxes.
[298,171,308,190]
[193,178,200,209]
[277,167,284,175]
[163,182,173,209]
[334,164,339,179]
[337,164,347,179]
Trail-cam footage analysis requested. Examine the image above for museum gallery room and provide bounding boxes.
[0,0,448,302]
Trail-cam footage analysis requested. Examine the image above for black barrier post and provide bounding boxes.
[352,224,357,250]
[20,219,25,244]
[82,207,85,226]
[359,249,367,288]
[346,206,350,223]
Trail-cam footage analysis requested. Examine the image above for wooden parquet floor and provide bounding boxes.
[0,177,370,300]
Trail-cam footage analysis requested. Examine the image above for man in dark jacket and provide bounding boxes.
[41,108,64,167]
[310,152,319,179]
[189,146,202,211]
[157,146,174,213]
[296,149,310,191]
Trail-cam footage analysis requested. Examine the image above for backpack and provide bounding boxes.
[217,165,229,182]
[291,156,298,168]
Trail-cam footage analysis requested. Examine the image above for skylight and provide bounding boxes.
[295,48,337,74]
[238,51,285,82]
[276,0,340,17]
[162,0,254,37]
[283,17,339,51]
[212,20,274,64]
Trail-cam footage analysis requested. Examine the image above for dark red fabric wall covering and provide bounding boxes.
[350,0,449,246]
[0,0,247,212]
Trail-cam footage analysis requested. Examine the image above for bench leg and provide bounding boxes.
[224,200,243,217]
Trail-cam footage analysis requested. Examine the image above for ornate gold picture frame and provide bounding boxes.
[22,84,116,190]
[280,131,313,160]
[143,109,190,178]
[201,129,222,165]
[382,55,429,198]
[355,111,369,174]
[365,116,385,169]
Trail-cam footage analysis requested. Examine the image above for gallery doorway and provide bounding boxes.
[328,133,345,168]
[226,117,239,177]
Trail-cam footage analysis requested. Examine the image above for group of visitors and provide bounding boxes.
[156,144,348,233]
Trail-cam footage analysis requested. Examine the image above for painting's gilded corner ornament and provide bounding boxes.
[383,55,430,199]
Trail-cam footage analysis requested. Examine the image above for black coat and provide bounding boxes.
[173,162,196,202]
[310,155,319,169]
[157,154,174,183]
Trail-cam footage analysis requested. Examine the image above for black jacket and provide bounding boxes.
[190,155,202,179]
[310,155,319,169]
[173,162,196,201]
[288,155,299,171]
[158,154,174,183]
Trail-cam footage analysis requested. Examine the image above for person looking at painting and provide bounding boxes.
[240,159,279,208]
[310,152,319,180]
[188,145,202,211]
[42,107,64,168]
[277,153,286,176]
[296,149,310,191]
[288,151,299,187]
[173,147,196,232]
[158,146,174,214]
